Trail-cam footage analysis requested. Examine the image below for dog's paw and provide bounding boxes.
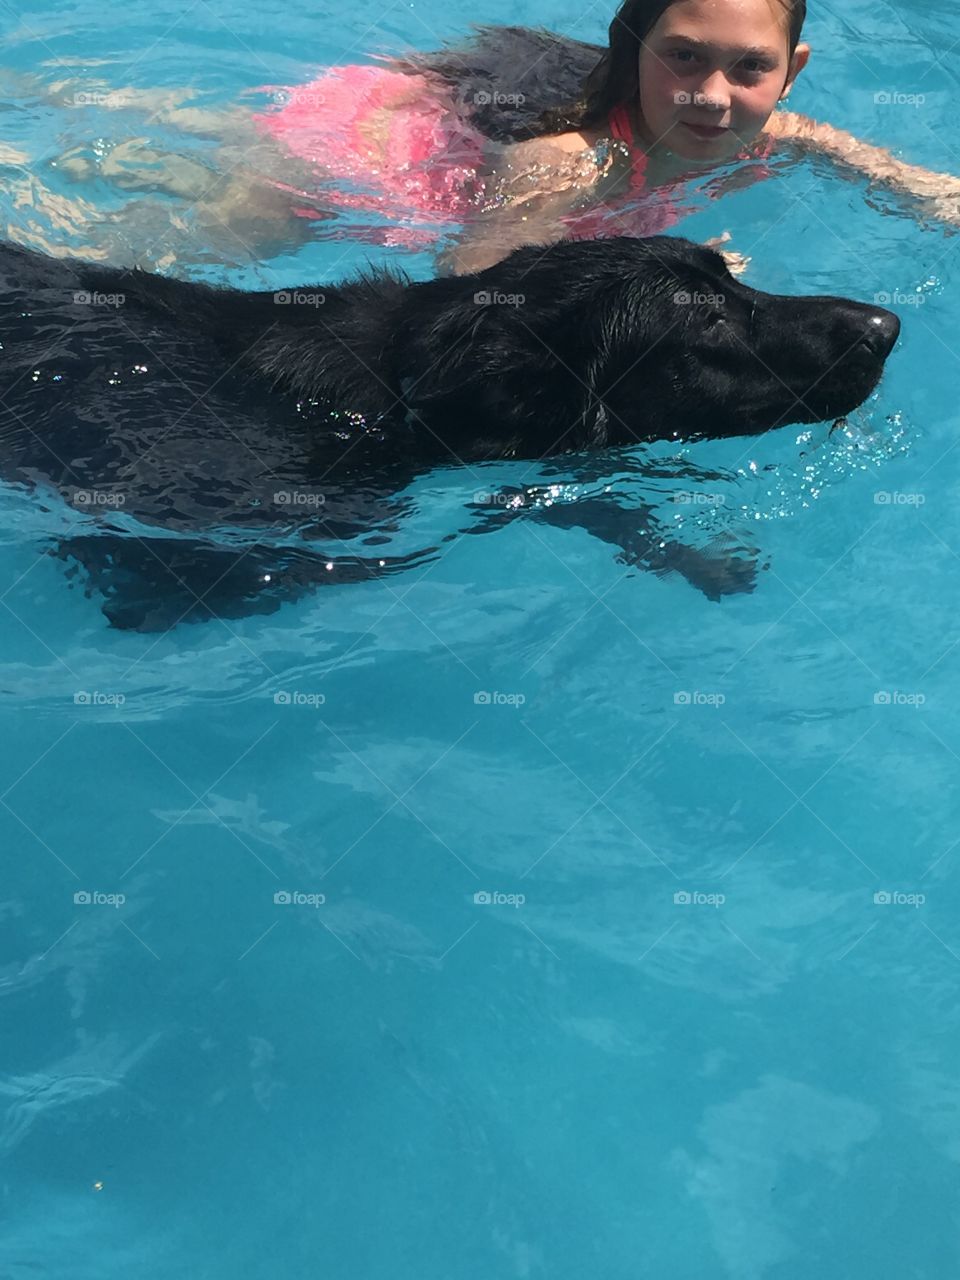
[637,533,767,600]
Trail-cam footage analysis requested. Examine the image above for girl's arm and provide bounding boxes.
[768,109,960,223]
[436,139,608,275]
[48,79,249,141]
[437,197,586,276]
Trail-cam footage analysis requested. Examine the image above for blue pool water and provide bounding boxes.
[3,1,960,1275]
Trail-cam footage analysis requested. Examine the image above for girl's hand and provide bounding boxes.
[703,230,751,277]
[924,191,960,230]
[772,110,960,233]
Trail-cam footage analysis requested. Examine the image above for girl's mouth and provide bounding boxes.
[681,122,730,140]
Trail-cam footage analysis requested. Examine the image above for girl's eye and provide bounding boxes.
[668,49,699,65]
[739,58,775,76]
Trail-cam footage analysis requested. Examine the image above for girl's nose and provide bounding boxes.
[696,71,732,112]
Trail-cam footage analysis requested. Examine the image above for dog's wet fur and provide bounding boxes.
[0,235,898,629]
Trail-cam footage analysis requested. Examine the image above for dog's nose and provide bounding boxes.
[860,308,901,357]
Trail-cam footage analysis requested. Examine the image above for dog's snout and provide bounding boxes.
[858,308,900,357]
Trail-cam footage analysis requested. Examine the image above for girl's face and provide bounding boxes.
[637,0,809,163]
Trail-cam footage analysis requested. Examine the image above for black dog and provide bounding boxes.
[0,235,898,629]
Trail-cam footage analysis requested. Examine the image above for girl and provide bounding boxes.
[43,0,960,271]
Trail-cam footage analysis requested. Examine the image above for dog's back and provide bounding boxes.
[0,248,399,533]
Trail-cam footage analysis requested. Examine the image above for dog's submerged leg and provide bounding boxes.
[53,535,440,631]
[463,488,765,600]
[538,498,765,600]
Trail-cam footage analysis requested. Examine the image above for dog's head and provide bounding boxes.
[458,236,900,451]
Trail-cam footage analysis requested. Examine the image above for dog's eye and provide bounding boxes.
[706,311,726,329]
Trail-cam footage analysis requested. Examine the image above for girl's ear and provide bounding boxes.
[780,42,811,100]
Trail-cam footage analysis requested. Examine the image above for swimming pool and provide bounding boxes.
[1,0,959,1275]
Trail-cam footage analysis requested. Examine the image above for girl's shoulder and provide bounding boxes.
[484,127,639,216]
[503,124,607,162]
[499,110,634,174]
[535,126,605,154]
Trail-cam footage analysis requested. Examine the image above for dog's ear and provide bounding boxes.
[407,274,664,452]
[579,348,616,449]
[577,278,670,448]
[399,295,590,456]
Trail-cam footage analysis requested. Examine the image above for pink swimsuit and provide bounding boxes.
[253,64,487,245]
[254,65,773,244]
[607,101,646,179]
[562,100,678,239]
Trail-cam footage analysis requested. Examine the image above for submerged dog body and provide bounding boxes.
[0,236,898,627]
